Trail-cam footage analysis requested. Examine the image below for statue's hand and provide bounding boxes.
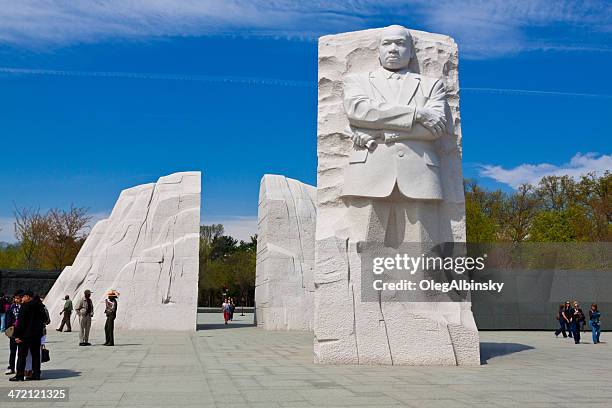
[416,107,447,138]
[351,130,375,148]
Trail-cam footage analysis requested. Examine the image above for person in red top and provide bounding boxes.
[222,299,231,325]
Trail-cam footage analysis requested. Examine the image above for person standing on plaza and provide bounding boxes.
[24,295,50,380]
[56,295,73,332]
[229,298,235,321]
[74,289,94,346]
[561,301,572,339]
[0,293,8,332]
[589,304,601,344]
[103,290,118,346]
[222,298,231,324]
[569,301,585,344]
[5,290,23,375]
[9,290,46,381]
[554,303,567,338]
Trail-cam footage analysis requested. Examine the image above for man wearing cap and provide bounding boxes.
[5,290,23,375]
[56,295,73,332]
[74,290,94,346]
[103,290,119,346]
[10,290,46,381]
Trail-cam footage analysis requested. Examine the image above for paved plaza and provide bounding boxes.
[1,312,610,408]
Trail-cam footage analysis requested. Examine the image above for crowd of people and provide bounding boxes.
[1,290,604,381]
[2,290,49,381]
[555,301,602,344]
[2,288,119,381]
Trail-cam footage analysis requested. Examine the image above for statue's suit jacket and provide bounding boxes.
[342,67,447,200]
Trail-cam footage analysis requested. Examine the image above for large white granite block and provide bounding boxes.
[314,26,480,365]
[255,175,316,331]
[45,172,200,331]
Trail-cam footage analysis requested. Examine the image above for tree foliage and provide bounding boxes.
[465,172,611,243]
[0,205,91,270]
[198,224,257,307]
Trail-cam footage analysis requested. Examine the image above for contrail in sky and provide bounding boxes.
[1,67,611,98]
[0,67,312,88]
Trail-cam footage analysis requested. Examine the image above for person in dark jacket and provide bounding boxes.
[9,290,46,381]
[568,301,585,345]
[554,303,567,338]
[5,290,23,375]
[103,290,119,346]
[561,301,572,338]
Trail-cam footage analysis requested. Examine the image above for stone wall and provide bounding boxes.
[44,172,200,331]
[255,175,316,331]
[0,269,60,298]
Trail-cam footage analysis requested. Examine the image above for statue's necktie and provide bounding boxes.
[391,73,402,100]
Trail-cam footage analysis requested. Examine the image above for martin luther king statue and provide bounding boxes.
[339,24,450,247]
[314,25,480,366]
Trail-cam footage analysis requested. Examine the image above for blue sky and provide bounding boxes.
[0,1,611,241]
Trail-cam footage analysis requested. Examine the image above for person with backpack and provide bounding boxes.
[589,304,601,344]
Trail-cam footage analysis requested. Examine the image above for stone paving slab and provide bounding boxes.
[0,312,610,407]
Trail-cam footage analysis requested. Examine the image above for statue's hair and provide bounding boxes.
[379,25,413,44]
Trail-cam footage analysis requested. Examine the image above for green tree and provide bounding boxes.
[465,198,497,243]
[529,210,576,242]
[198,225,257,307]
[499,184,541,242]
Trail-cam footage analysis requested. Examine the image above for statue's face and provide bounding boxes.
[378,27,412,70]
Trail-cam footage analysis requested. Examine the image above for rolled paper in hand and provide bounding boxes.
[365,139,377,151]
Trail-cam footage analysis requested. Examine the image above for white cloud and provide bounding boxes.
[202,215,257,242]
[0,1,610,57]
[478,152,612,189]
[422,0,612,57]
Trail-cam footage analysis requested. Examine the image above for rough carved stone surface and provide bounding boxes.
[45,172,200,331]
[314,26,480,365]
[255,175,316,331]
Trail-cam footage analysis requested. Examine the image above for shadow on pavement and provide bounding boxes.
[480,342,534,364]
[196,312,255,331]
[197,322,256,331]
[42,369,81,379]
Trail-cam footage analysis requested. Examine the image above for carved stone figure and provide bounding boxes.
[314,25,480,365]
[338,25,450,248]
[342,25,446,201]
